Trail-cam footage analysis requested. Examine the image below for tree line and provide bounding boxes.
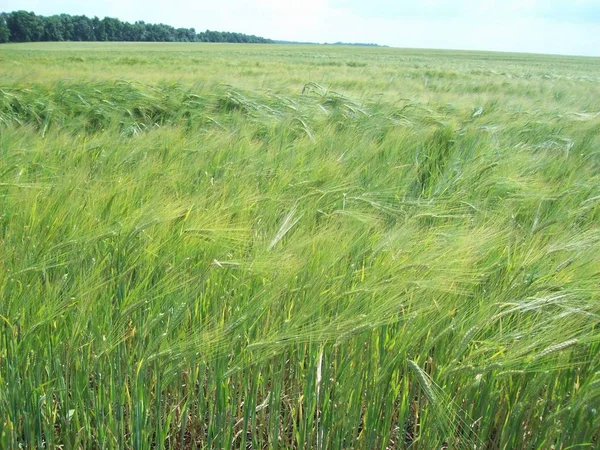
[0,11,274,44]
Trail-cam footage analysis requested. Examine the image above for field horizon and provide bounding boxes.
[4,41,600,58]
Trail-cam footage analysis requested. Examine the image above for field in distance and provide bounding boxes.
[1,42,599,449]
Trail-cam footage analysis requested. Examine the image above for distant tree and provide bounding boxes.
[175,27,195,42]
[71,15,94,41]
[43,15,64,41]
[133,21,147,41]
[58,14,74,40]
[206,30,224,43]
[102,17,121,41]
[91,16,107,41]
[0,14,10,43]
[0,10,275,44]
[6,10,44,42]
[120,21,134,40]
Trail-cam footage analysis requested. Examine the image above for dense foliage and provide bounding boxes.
[0,10,273,43]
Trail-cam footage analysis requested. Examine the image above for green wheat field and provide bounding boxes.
[1,42,600,449]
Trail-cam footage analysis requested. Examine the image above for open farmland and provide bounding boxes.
[1,42,600,449]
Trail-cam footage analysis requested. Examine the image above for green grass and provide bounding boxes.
[0,42,599,449]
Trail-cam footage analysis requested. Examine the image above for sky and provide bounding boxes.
[2,0,600,56]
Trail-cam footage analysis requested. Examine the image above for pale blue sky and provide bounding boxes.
[2,0,599,56]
